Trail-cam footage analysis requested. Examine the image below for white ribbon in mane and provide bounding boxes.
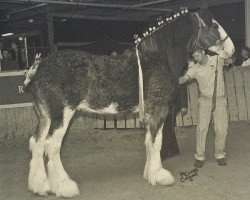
[135,44,144,122]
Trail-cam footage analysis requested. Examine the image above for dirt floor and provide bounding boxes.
[0,121,250,200]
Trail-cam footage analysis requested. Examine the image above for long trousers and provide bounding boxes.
[195,96,228,161]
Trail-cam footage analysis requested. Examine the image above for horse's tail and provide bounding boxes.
[23,53,41,91]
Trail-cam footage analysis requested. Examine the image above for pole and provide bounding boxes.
[24,37,29,69]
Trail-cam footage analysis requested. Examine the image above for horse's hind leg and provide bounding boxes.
[28,102,51,196]
[45,106,79,198]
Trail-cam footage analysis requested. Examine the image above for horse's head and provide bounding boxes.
[192,6,235,58]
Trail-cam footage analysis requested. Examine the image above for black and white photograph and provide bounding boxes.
[0,0,249,199]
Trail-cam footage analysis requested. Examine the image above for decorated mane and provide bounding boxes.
[134,7,195,79]
[134,7,189,44]
[133,6,216,79]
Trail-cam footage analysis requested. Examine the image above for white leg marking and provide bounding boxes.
[29,137,51,196]
[28,106,51,196]
[45,107,79,198]
[143,125,175,186]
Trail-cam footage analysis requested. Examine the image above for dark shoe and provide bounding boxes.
[194,159,204,168]
[217,158,227,166]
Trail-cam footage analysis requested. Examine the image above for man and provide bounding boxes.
[241,46,250,67]
[179,47,229,168]
[0,50,19,71]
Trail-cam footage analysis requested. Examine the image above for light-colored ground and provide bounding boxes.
[0,121,250,200]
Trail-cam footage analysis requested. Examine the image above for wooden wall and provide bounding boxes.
[176,66,250,126]
[0,106,141,139]
[0,67,249,139]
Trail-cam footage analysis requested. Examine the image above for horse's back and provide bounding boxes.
[29,49,138,112]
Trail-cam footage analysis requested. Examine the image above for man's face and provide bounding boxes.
[2,51,10,59]
[192,51,204,63]
[241,49,249,60]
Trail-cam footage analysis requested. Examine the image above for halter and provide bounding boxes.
[190,13,229,52]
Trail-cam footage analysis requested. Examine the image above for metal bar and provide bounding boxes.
[8,3,48,15]
[4,0,172,12]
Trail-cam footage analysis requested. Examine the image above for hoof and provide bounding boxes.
[156,168,175,185]
[145,167,175,186]
[28,160,51,196]
[28,176,51,196]
[52,178,80,198]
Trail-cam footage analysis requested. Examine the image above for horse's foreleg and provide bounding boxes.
[28,106,51,196]
[45,107,79,198]
[144,123,175,186]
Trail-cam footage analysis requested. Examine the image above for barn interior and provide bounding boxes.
[0,0,250,200]
[0,0,247,65]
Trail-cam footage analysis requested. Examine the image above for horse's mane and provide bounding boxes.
[135,7,214,78]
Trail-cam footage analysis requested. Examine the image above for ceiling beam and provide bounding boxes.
[52,12,151,22]
[132,0,172,8]
[164,0,244,10]
[8,3,48,15]
[4,0,172,12]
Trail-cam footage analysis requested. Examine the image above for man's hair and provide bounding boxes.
[242,46,250,52]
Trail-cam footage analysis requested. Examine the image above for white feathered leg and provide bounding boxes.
[45,107,79,198]
[144,124,175,186]
[28,106,51,196]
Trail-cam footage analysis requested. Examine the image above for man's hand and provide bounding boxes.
[179,74,190,85]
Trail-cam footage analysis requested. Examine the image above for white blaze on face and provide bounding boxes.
[208,19,235,59]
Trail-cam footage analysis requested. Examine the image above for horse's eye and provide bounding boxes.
[212,23,219,29]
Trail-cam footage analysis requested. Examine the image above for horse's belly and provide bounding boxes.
[77,101,138,115]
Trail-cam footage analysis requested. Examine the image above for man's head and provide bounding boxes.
[241,46,250,60]
[192,47,207,63]
[2,50,10,59]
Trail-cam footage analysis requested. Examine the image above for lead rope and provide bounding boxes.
[135,44,144,122]
[212,55,219,112]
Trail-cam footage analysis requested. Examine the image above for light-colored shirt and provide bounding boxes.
[186,55,225,98]
[0,50,2,71]
[242,58,250,67]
